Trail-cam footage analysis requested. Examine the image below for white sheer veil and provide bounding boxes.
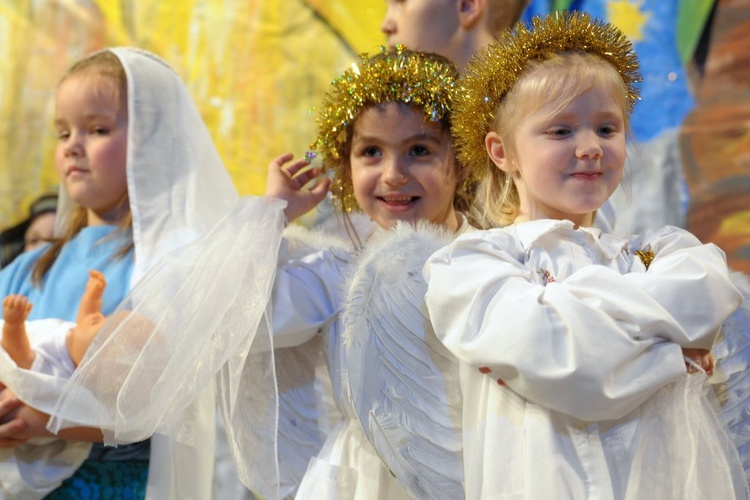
[43,47,288,499]
[2,46,251,498]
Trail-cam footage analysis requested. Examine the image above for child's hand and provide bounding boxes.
[2,295,32,326]
[0,388,28,447]
[682,348,713,375]
[265,153,331,222]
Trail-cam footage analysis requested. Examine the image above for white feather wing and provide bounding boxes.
[712,271,750,488]
[343,222,464,499]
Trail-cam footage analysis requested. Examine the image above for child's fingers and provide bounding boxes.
[0,390,22,417]
[0,418,28,447]
[704,353,714,375]
[308,176,332,197]
[286,158,315,179]
[299,171,330,192]
[293,166,318,187]
[268,152,295,172]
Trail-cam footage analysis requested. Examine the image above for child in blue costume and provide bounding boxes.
[0,47,238,499]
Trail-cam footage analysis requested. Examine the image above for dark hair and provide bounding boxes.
[0,193,58,268]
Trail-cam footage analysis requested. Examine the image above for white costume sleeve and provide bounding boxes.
[620,226,741,348]
[711,271,750,489]
[271,246,348,349]
[424,228,738,421]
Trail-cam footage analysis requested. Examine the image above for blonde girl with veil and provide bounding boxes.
[0,47,239,499]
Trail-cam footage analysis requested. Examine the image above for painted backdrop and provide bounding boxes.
[0,0,385,224]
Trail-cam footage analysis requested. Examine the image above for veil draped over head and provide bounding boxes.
[47,47,289,499]
[0,47,286,498]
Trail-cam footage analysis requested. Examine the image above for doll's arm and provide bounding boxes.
[2,295,35,369]
[265,153,331,222]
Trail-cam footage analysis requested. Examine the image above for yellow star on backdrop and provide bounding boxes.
[607,0,650,41]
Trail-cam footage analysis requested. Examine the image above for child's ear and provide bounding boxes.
[486,131,512,173]
[458,0,485,28]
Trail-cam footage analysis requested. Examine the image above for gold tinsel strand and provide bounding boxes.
[310,46,459,212]
[452,11,642,179]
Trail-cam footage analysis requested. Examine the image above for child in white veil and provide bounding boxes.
[0,47,239,499]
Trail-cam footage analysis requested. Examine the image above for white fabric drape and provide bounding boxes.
[1,47,243,499]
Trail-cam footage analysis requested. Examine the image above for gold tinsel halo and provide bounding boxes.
[310,45,459,212]
[453,11,641,178]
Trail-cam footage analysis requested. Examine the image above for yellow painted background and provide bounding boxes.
[0,0,386,227]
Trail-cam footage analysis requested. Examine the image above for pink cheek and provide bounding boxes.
[54,153,65,178]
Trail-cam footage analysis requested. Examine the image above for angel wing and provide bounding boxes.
[343,222,464,500]
[711,270,750,488]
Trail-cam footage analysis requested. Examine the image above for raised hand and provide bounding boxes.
[265,152,331,222]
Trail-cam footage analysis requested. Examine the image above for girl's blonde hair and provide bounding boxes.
[32,51,133,285]
[451,12,640,228]
[476,51,632,227]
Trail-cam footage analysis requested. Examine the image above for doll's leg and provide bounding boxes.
[68,271,108,367]
[2,295,34,369]
[67,312,107,367]
[76,270,107,323]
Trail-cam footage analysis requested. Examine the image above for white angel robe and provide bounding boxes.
[425,220,747,500]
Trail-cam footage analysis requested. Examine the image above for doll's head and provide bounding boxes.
[312,46,475,230]
[453,12,641,227]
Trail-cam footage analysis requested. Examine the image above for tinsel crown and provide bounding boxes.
[453,11,642,178]
[310,46,459,211]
